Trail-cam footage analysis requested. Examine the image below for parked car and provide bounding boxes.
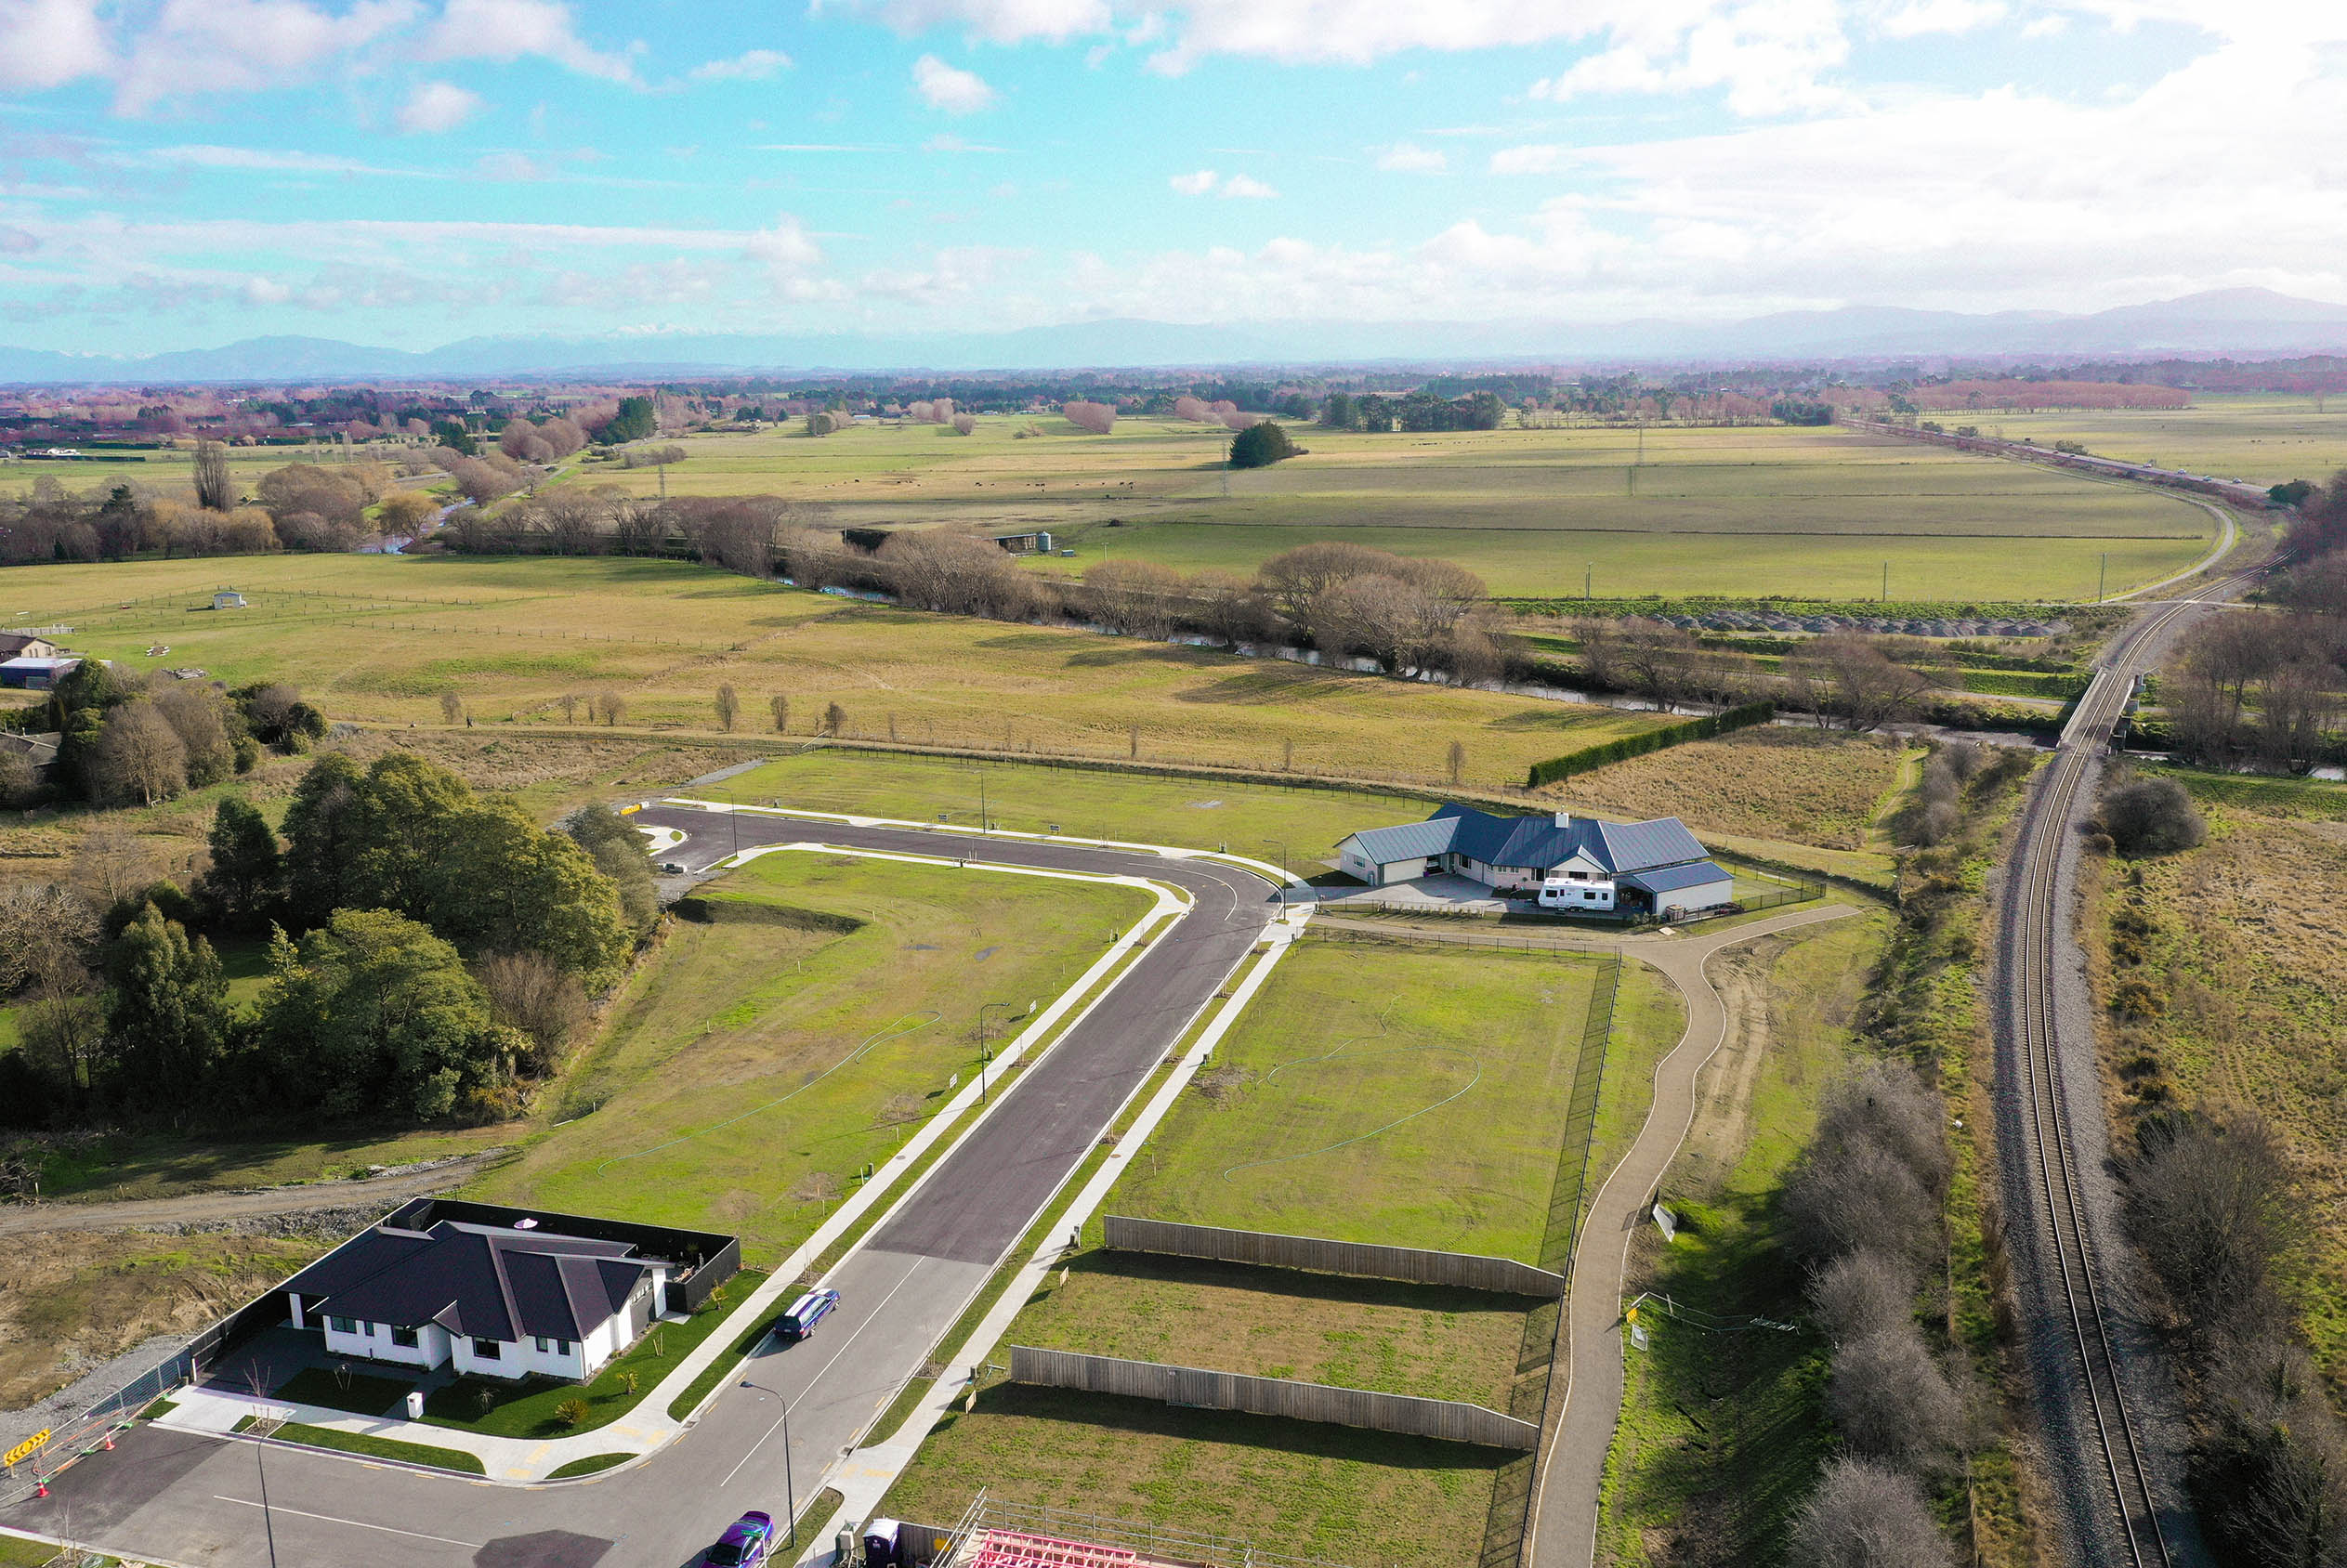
[660,861,688,874]
[775,1287,841,1340]
[705,1510,775,1566]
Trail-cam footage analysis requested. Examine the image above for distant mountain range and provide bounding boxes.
[7,289,2347,385]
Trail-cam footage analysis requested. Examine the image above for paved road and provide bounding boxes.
[3,809,1282,1568]
[1523,902,1862,1568]
[0,1157,494,1237]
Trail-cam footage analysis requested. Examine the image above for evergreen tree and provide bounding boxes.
[422,800,630,984]
[281,751,363,927]
[561,804,662,940]
[105,903,229,1104]
[201,797,283,929]
[1228,420,1300,469]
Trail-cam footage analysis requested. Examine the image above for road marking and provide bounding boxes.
[722,1259,925,1490]
[211,1496,482,1548]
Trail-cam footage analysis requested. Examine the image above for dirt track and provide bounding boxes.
[0,1155,492,1236]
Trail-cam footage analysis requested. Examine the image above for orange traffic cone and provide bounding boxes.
[102,1432,114,1450]
[33,1480,46,1497]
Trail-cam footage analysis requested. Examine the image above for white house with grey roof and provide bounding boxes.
[281,1216,675,1383]
[1335,803,1735,918]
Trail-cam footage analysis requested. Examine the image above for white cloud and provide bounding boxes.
[243,275,293,304]
[1489,144,1573,175]
[1526,0,1853,117]
[474,150,549,180]
[1219,173,1277,198]
[420,0,635,82]
[1376,141,1447,172]
[822,0,1111,46]
[0,0,111,90]
[114,0,419,113]
[397,79,482,133]
[152,144,414,175]
[1171,168,1274,196]
[1874,0,2006,36]
[1169,168,1217,194]
[690,46,791,80]
[912,53,996,111]
[743,213,822,271]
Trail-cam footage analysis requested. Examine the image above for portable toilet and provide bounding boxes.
[862,1518,900,1568]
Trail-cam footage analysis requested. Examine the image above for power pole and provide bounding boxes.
[1882,561,1889,601]
[1584,562,1593,601]
[2098,552,2107,603]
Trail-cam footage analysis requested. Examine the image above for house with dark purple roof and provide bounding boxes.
[281,1213,687,1382]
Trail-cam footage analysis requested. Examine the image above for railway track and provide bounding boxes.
[2006,568,2258,1566]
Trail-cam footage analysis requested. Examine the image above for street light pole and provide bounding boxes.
[738,1380,796,1550]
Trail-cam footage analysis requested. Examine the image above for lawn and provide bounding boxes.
[880,1383,1511,1566]
[1109,935,1606,1263]
[465,850,1153,1263]
[417,1269,767,1438]
[1008,1251,1534,1409]
[233,1415,485,1475]
[548,1452,633,1479]
[522,418,2216,600]
[271,1366,418,1418]
[0,552,1669,794]
[1596,913,1887,1566]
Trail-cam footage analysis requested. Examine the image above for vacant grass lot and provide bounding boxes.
[1597,913,1885,1566]
[723,749,1437,866]
[2,553,1665,793]
[1539,727,1910,855]
[1977,394,2347,483]
[467,851,1151,1264]
[2115,795,2347,1388]
[1010,1251,1532,1409]
[1110,936,1603,1262]
[882,1381,1508,1562]
[528,418,2214,600]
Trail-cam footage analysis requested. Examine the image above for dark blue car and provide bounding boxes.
[705,1509,774,1566]
[775,1287,840,1340]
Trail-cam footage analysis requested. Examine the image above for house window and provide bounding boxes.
[390,1326,419,1349]
[471,1338,503,1361]
[326,1315,359,1336]
[534,1336,574,1356]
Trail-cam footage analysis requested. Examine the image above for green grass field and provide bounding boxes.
[1110,935,1603,1262]
[232,1415,486,1474]
[1011,1251,1532,1408]
[466,851,1151,1263]
[1971,394,2347,484]
[0,552,1666,793]
[519,417,2213,600]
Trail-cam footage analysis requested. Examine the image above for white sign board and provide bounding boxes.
[1653,1204,1678,1242]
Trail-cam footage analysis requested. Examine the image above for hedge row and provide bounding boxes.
[1525,699,1777,787]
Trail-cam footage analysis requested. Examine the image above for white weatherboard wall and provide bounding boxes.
[321,1319,449,1371]
[453,1336,523,1380]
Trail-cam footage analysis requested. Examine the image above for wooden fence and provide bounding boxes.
[1103,1215,1565,1298]
[1009,1346,1541,1452]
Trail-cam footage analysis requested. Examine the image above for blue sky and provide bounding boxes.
[0,0,2338,354]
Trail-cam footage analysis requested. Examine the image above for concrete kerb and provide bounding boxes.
[662,796,1305,892]
[1,1522,211,1568]
[795,902,1317,1562]
[152,844,1194,1486]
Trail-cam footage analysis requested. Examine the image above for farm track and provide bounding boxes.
[1998,566,2260,1568]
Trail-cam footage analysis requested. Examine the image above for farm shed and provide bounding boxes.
[0,656,78,690]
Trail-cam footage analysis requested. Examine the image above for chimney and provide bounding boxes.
[1554,811,1571,830]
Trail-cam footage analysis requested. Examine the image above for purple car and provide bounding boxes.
[705,1509,775,1567]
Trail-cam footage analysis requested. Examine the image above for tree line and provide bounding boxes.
[0,751,655,1132]
[2159,469,2347,771]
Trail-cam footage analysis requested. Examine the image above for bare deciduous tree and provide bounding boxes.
[715,685,739,733]
[439,691,465,724]
[91,699,188,806]
[2127,1112,2291,1333]
[1828,1326,1964,1465]
[823,701,846,736]
[192,439,232,512]
[597,691,626,726]
[475,950,589,1076]
[770,694,790,734]
[1062,400,1117,435]
[1787,1457,1956,1568]
[1082,559,1183,639]
[1784,634,1947,732]
[1809,1249,1919,1346]
[1447,738,1466,784]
